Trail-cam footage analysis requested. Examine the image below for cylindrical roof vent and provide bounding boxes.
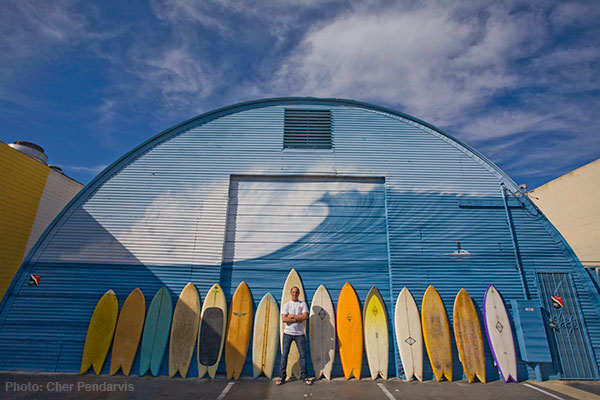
[9,141,48,164]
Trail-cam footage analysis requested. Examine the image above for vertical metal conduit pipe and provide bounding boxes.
[500,183,531,300]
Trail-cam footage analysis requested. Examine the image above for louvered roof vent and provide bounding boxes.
[284,109,332,149]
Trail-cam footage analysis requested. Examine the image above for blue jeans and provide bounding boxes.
[280,333,308,380]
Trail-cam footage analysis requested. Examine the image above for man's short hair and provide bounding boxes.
[290,286,300,293]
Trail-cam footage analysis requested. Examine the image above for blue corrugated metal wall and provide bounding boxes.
[509,196,600,378]
[0,98,597,381]
[386,189,527,381]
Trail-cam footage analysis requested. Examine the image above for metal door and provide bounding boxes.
[537,272,599,379]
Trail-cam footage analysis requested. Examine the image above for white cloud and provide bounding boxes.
[1,1,86,45]
[127,45,221,105]
[96,99,117,124]
[264,0,599,186]
[551,1,600,27]
[459,110,554,140]
[0,2,78,92]
[136,0,350,115]
[152,0,344,41]
[498,136,599,182]
[271,3,547,124]
[0,1,114,82]
[2,0,598,188]
[63,164,108,174]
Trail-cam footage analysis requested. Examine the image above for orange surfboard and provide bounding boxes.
[453,289,486,383]
[225,281,253,379]
[110,288,146,375]
[336,282,363,380]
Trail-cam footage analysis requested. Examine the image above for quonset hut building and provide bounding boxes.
[1,98,599,381]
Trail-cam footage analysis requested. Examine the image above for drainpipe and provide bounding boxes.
[501,184,545,380]
[500,184,530,300]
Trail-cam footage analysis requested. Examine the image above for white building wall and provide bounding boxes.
[530,158,600,267]
[25,169,83,256]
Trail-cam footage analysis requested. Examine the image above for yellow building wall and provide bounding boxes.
[0,142,49,300]
[530,158,600,267]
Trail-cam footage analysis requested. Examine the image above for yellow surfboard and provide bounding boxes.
[225,281,253,379]
[81,290,119,375]
[422,285,452,382]
[336,282,363,380]
[453,288,486,383]
[169,282,200,378]
[363,286,388,380]
[110,288,146,376]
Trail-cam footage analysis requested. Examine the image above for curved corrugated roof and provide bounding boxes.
[87,97,517,195]
[19,97,518,273]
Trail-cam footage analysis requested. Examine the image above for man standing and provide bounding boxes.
[277,286,312,385]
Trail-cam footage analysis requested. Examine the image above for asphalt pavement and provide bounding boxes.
[1,372,599,400]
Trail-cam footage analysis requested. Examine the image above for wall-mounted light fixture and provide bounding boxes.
[446,240,471,256]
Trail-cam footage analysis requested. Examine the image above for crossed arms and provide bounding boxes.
[281,312,308,324]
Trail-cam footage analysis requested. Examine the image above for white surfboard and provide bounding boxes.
[394,287,423,382]
[252,293,280,379]
[280,269,306,380]
[309,284,335,380]
[483,285,517,382]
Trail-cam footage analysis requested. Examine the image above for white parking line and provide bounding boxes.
[377,383,396,400]
[523,383,566,400]
[216,382,235,400]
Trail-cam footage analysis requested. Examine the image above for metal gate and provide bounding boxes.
[537,272,599,379]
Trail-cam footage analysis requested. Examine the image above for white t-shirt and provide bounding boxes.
[281,300,308,336]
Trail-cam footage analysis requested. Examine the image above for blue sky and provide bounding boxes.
[1,0,599,188]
